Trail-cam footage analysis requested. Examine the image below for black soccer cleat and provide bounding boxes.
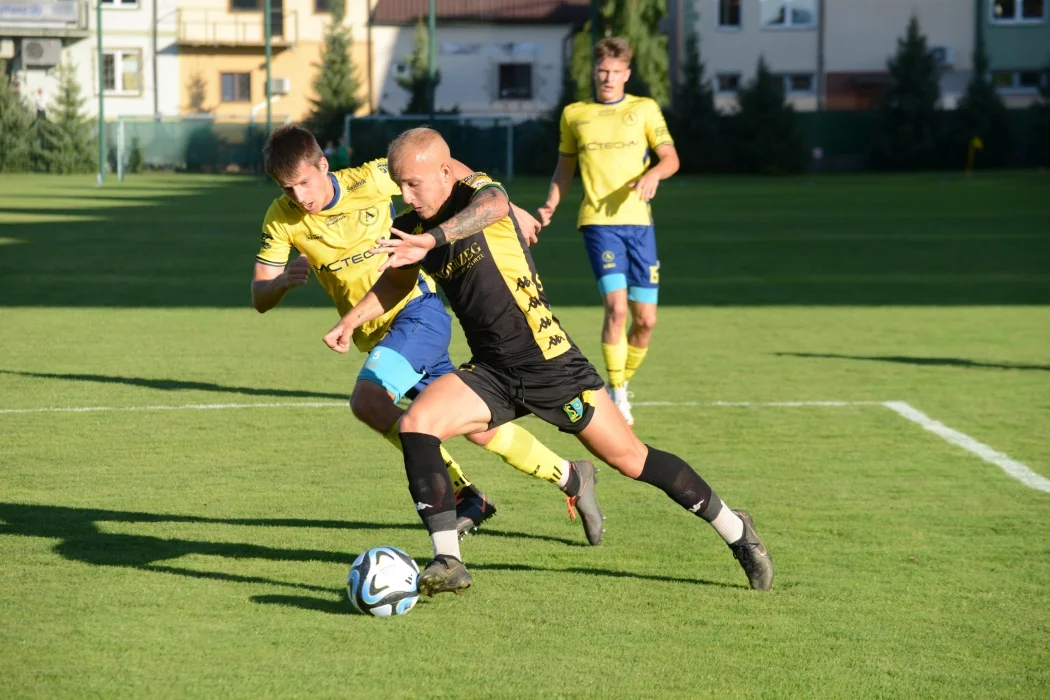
[454,485,497,540]
[565,460,604,546]
[417,554,473,597]
[728,509,774,591]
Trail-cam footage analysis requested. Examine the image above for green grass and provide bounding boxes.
[1,172,1049,698]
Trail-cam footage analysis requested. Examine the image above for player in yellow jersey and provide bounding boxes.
[250,124,604,544]
[537,37,680,427]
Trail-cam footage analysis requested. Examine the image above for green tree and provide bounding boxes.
[872,16,942,170]
[668,32,720,173]
[1030,55,1050,166]
[954,35,1013,168]
[186,71,210,114]
[725,56,807,174]
[0,59,37,172]
[396,18,439,115]
[570,0,670,105]
[308,0,363,142]
[39,60,96,174]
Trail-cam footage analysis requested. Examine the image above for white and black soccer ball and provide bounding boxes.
[347,546,420,617]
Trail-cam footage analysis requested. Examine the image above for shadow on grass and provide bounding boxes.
[777,352,1050,372]
[0,369,348,401]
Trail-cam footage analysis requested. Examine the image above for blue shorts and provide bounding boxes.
[356,293,457,402]
[580,224,659,304]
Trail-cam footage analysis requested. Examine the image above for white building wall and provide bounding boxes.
[372,23,571,119]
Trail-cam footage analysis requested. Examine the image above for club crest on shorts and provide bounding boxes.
[563,396,585,423]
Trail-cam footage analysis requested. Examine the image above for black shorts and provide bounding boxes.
[454,348,606,434]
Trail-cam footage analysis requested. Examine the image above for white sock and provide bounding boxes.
[612,386,628,403]
[556,460,572,488]
[710,505,745,545]
[431,530,462,560]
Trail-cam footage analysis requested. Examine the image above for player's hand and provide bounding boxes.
[283,255,311,288]
[370,227,434,272]
[323,319,354,354]
[516,209,541,247]
[628,171,661,202]
[536,204,555,227]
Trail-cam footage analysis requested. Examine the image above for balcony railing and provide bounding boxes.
[0,0,89,37]
[176,8,298,47]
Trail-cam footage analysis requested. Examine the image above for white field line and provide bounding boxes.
[882,401,1050,495]
[1,398,1044,495]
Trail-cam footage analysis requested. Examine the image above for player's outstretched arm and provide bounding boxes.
[251,257,310,313]
[322,267,417,353]
[509,202,541,246]
[537,154,576,227]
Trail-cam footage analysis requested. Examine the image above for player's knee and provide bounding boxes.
[604,438,648,479]
[398,407,436,436]
[604,298,628,326]
[349,382,389,428]
[634,310,657,334]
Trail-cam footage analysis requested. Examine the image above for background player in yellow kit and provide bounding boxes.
[250,125,603,543]
[537,37,680,427]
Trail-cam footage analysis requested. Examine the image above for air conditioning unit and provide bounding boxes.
[22,38,62,68]
[269,77,291,95]
[930,45,955,68]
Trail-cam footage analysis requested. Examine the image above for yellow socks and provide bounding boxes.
[483,422,567,485]
[624,344,649,384]
[383,425,470,491]
[601,337,628,389]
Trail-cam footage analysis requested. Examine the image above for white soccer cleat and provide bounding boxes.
[607,385,635,427]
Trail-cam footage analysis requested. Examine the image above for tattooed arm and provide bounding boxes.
[426,186,510,247]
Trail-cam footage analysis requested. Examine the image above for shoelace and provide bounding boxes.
[565,495,578,522]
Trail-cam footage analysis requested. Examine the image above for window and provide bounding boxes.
[221,72,251,102]
[102,49,142,95]
[992,0,1046,22]
[314,0,329,11]
[716,73,740,93]
[718,0,741,28]
[761,0,817,27]
[230,0,260,10]
[993,70,1046,92]
[100,0,139,6]
[498,63,532,100]
[783,73,814,93]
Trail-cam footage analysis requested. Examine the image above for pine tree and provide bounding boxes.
[726,56,807,174]
[396,18,439,115]
[308,0,363,142]
[0,60,37,172]
[570,0,670,105]
[669,33,719,173]
[39,60,96,174]
[872,16,942,170]
[955,35,1013,168]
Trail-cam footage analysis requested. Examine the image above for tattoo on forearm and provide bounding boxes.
[427,188,507,244]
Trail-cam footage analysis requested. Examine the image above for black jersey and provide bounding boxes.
[393,173,573,368]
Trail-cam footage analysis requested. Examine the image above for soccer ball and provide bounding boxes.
[347,546,420,617]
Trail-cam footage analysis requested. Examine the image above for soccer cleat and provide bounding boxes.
[417,554,473,597]
[454,485,497,540]
[728,509,774,591]
[565,460,604,546]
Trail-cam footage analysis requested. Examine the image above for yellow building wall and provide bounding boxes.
[178,40,372,122]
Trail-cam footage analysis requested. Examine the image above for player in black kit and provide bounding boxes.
[323,128,773,597]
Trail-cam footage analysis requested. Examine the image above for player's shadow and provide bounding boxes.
[776,352,1050,372]
[0,502,741,616]
[0,369,348,401]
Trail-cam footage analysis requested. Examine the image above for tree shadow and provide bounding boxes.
[1,502,741,614]
[776,352,1050,372]
[0,369,348,401]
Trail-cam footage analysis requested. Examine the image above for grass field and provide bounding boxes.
[1,171,1049,698]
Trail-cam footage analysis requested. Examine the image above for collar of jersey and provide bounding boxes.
[596,94,627,105]
[322,172,340,211]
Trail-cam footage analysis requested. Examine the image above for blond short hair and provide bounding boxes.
[387,127,449,172]
[594,37,633,64]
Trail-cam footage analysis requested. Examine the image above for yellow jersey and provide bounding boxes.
[255,158,436,353]
[558,95,674,228]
